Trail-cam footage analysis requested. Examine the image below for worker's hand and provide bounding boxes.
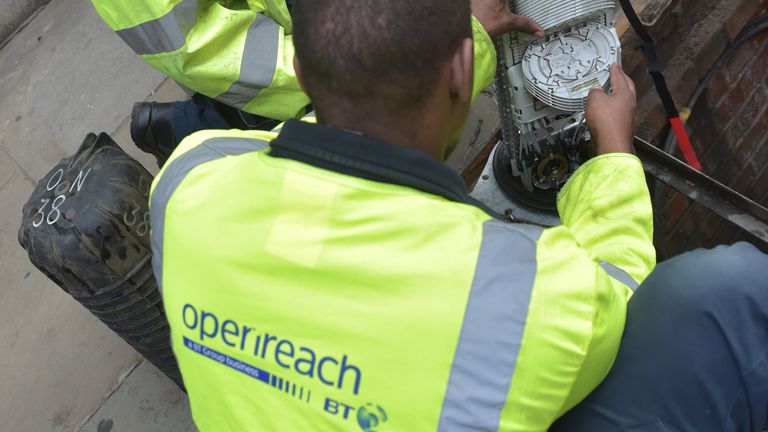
[586,64,637,155]
[471,0,545,38]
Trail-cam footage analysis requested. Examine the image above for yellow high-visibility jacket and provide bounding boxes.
[91,0,308,120]
[149,17,655,432]
[91,1,495,121]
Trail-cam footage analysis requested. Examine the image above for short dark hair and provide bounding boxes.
[292,0,472,111]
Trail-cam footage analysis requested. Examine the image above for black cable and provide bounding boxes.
[653,13,768,257]
[661,14,768,154]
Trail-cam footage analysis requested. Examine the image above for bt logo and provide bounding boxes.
[356,404,388,432]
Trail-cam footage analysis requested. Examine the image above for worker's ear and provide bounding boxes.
[294,55,308,94]
[450,38,474,104]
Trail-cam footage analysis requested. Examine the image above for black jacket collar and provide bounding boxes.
[269,120,501,218]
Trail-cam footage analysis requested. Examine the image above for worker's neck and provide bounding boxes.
[316,108,446,160]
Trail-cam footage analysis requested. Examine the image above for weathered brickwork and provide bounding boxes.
[620,0,768,257]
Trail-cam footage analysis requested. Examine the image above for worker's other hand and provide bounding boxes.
[471,0,545,38]
[587,63,637,155]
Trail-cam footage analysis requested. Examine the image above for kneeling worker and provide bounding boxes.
[150,0,768,431]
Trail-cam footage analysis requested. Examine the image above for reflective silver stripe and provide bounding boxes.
[215,14,281,109]
[150,138,269,294]
[599,261,640,291]
[439,220,544,431]
[115,0,200,55]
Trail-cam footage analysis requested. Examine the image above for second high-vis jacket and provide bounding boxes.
[91,0,309,120]
[90,1,497,121]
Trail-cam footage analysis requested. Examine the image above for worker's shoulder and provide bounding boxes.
[171,129,276,161]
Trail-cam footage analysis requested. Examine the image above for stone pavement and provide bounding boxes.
[0,0,190,430]
[79,361,196,432]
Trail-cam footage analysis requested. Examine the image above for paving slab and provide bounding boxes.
[0,161,141,432]
[0,0,180,430]
[79,361,196,432]
[0,0,49,46]
[0,0,166,180]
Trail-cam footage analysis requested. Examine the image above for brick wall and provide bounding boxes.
[620,0,768,258]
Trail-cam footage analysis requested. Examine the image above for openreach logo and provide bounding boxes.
[357,404,388,432]
[180,304,392,429]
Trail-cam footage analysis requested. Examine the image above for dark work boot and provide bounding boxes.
[130,102,176,167]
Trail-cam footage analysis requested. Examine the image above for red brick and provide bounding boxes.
[699,131,732,175]
[716,71,752,116]
[670,64,700,108]
[693,28,731,80]
[725,0,762,39]
[706,68,732,107]
[746,164,768,202]
[725,55,768,113]
[663,191,691,232]
[712,155,742,187]
[710,218,740,246]
[761,175,768,204]
[735,104,768,166]
[678,204,704,238]
[751,28,768,51]
[725,38,759,81]
[663,227,696,257]
[621,44,646,77]
[731,162,758,194]
[700,211,726,241]
[633,70,657,109]
[746,44,768,90]
[624,0,768,256]
[637,101,668,142]
[688,98,725,157]
[717,86,768,149]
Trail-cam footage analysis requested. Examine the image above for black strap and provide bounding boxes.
[617,0,678,118]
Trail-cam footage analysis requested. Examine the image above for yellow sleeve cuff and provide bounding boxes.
[471,16,497,100]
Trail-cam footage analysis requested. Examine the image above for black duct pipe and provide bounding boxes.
[18,133,183,390]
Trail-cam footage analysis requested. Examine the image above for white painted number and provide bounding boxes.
[136,211,150,237]
[46,195,65,225]
[124,203,140,227]
[123,201,150,237]
[46,169,64,191]
[32,199,50,228]
[34,168,91,228]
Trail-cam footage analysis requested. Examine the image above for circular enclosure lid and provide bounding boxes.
[522,23,620,112]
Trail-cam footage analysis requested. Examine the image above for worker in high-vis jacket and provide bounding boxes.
[149,0,768,431]
[90,0,546,167]
[90,0,309,165]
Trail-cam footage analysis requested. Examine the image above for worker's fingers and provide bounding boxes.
[625,73,637,98]
[507,13,546,38]
[609,63,630,95]
[587,86,606,106]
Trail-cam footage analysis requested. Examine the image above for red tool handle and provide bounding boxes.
[669,117,702,171]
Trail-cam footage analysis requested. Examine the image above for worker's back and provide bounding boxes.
[151,119,654,431]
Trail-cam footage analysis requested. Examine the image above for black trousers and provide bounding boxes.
[554,242,768,432]
[170,94,281,145]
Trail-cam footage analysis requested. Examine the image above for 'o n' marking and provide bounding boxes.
[47,169,65,191]
[69,168,92,193]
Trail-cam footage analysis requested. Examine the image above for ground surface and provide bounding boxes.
[0,0,189,430]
